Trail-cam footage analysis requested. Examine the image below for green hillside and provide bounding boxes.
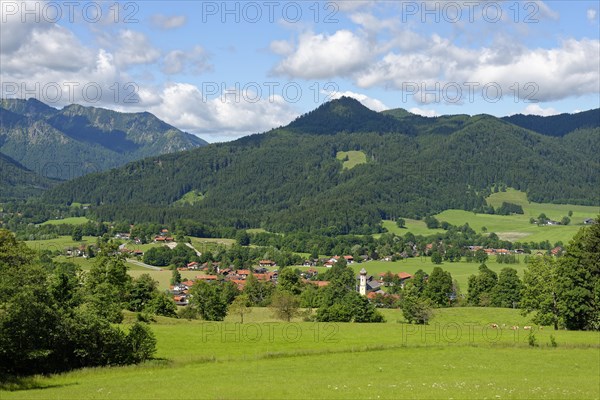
[0,153,57,200]
[41,98,600,234]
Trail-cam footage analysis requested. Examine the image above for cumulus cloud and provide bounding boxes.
[328,90,388,112]
[139,83,300,142]
[351,35,600,104]
[151,14,187,30]
[272,30,372,79]
[587,8,598,22]
[521,104,559,116]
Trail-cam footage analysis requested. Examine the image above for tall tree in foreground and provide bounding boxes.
[491,267,523,308]
[189,281,228,321]
[423,267,454,307]
[556,219,600,330]
[521,256,560,329]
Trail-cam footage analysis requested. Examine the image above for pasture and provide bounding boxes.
[25,236,98,253]
[3,307,598,399]
[383,189,599,244]
[40,216,91,226]
[336,150,367,170]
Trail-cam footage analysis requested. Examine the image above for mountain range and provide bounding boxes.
[38,97,599,233]
[0,98,207,194]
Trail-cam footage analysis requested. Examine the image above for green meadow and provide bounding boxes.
[40,216,91,226]
[383,189,599,244]
[25,236,98,253]
[336,150,367,170]
[3,307,598,399]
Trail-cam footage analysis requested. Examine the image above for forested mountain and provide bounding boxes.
[0,98,207,181]
[42,98,600,234]
[502,109,599,137]
[0,153,56,200]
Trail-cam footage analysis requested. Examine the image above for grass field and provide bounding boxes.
[336,150,367,170]
[40,216,91,226]
[383,189,599,244]
[25,236,98,253]
[3,307,598,399]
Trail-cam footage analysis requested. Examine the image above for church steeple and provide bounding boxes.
[359,268,367,296]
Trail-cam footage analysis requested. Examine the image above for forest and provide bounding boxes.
[38,98,599,234]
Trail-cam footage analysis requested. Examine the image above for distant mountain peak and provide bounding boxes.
[0,98,208,183]
[286,96,406,135]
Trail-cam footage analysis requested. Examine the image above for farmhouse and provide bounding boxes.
[259,259,276,268]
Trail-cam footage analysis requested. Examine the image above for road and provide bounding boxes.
[126,258,163,271]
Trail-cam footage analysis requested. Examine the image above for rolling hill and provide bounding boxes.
[0,98,207,182]
[41,98,600,234]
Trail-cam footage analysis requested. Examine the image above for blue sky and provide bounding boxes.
[1,1,599,142]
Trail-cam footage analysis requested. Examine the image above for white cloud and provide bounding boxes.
[114,30,161,67]
[521,104,559,116]
[162,46,212,75]
[270,40,294,55]
[587,8,597,22]
[336,1,376,12]
[409,107,438,117]
[531,1,560,21]
[151,14,187,30]
[352,36,600,104]
[140,83,299,142]
[327,91,388,112]
[272,30,372,79]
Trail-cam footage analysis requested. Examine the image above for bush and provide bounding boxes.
[401,295,433,324]
[528,332,538,347]
[178,306,199,320]
[127,322,157,363]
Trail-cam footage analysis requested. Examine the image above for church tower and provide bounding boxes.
[359,268,367,296]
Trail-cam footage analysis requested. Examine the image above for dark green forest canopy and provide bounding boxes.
[40,98,600,233]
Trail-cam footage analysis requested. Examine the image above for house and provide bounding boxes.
[195,275,218,281]
[324,261,335,268]
[234,269,251,279]
[230,279,246,290]
[181,280,195,287]
[551,246,563,256]
[302,259,317,267]
[343,255,354,264]
[115,232,130,240]
[187,261,199,270]
[173,295,189,306]
[172,283,189,292]
[259,260,276,268]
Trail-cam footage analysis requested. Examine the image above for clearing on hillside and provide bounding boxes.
[336,150,367,170]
